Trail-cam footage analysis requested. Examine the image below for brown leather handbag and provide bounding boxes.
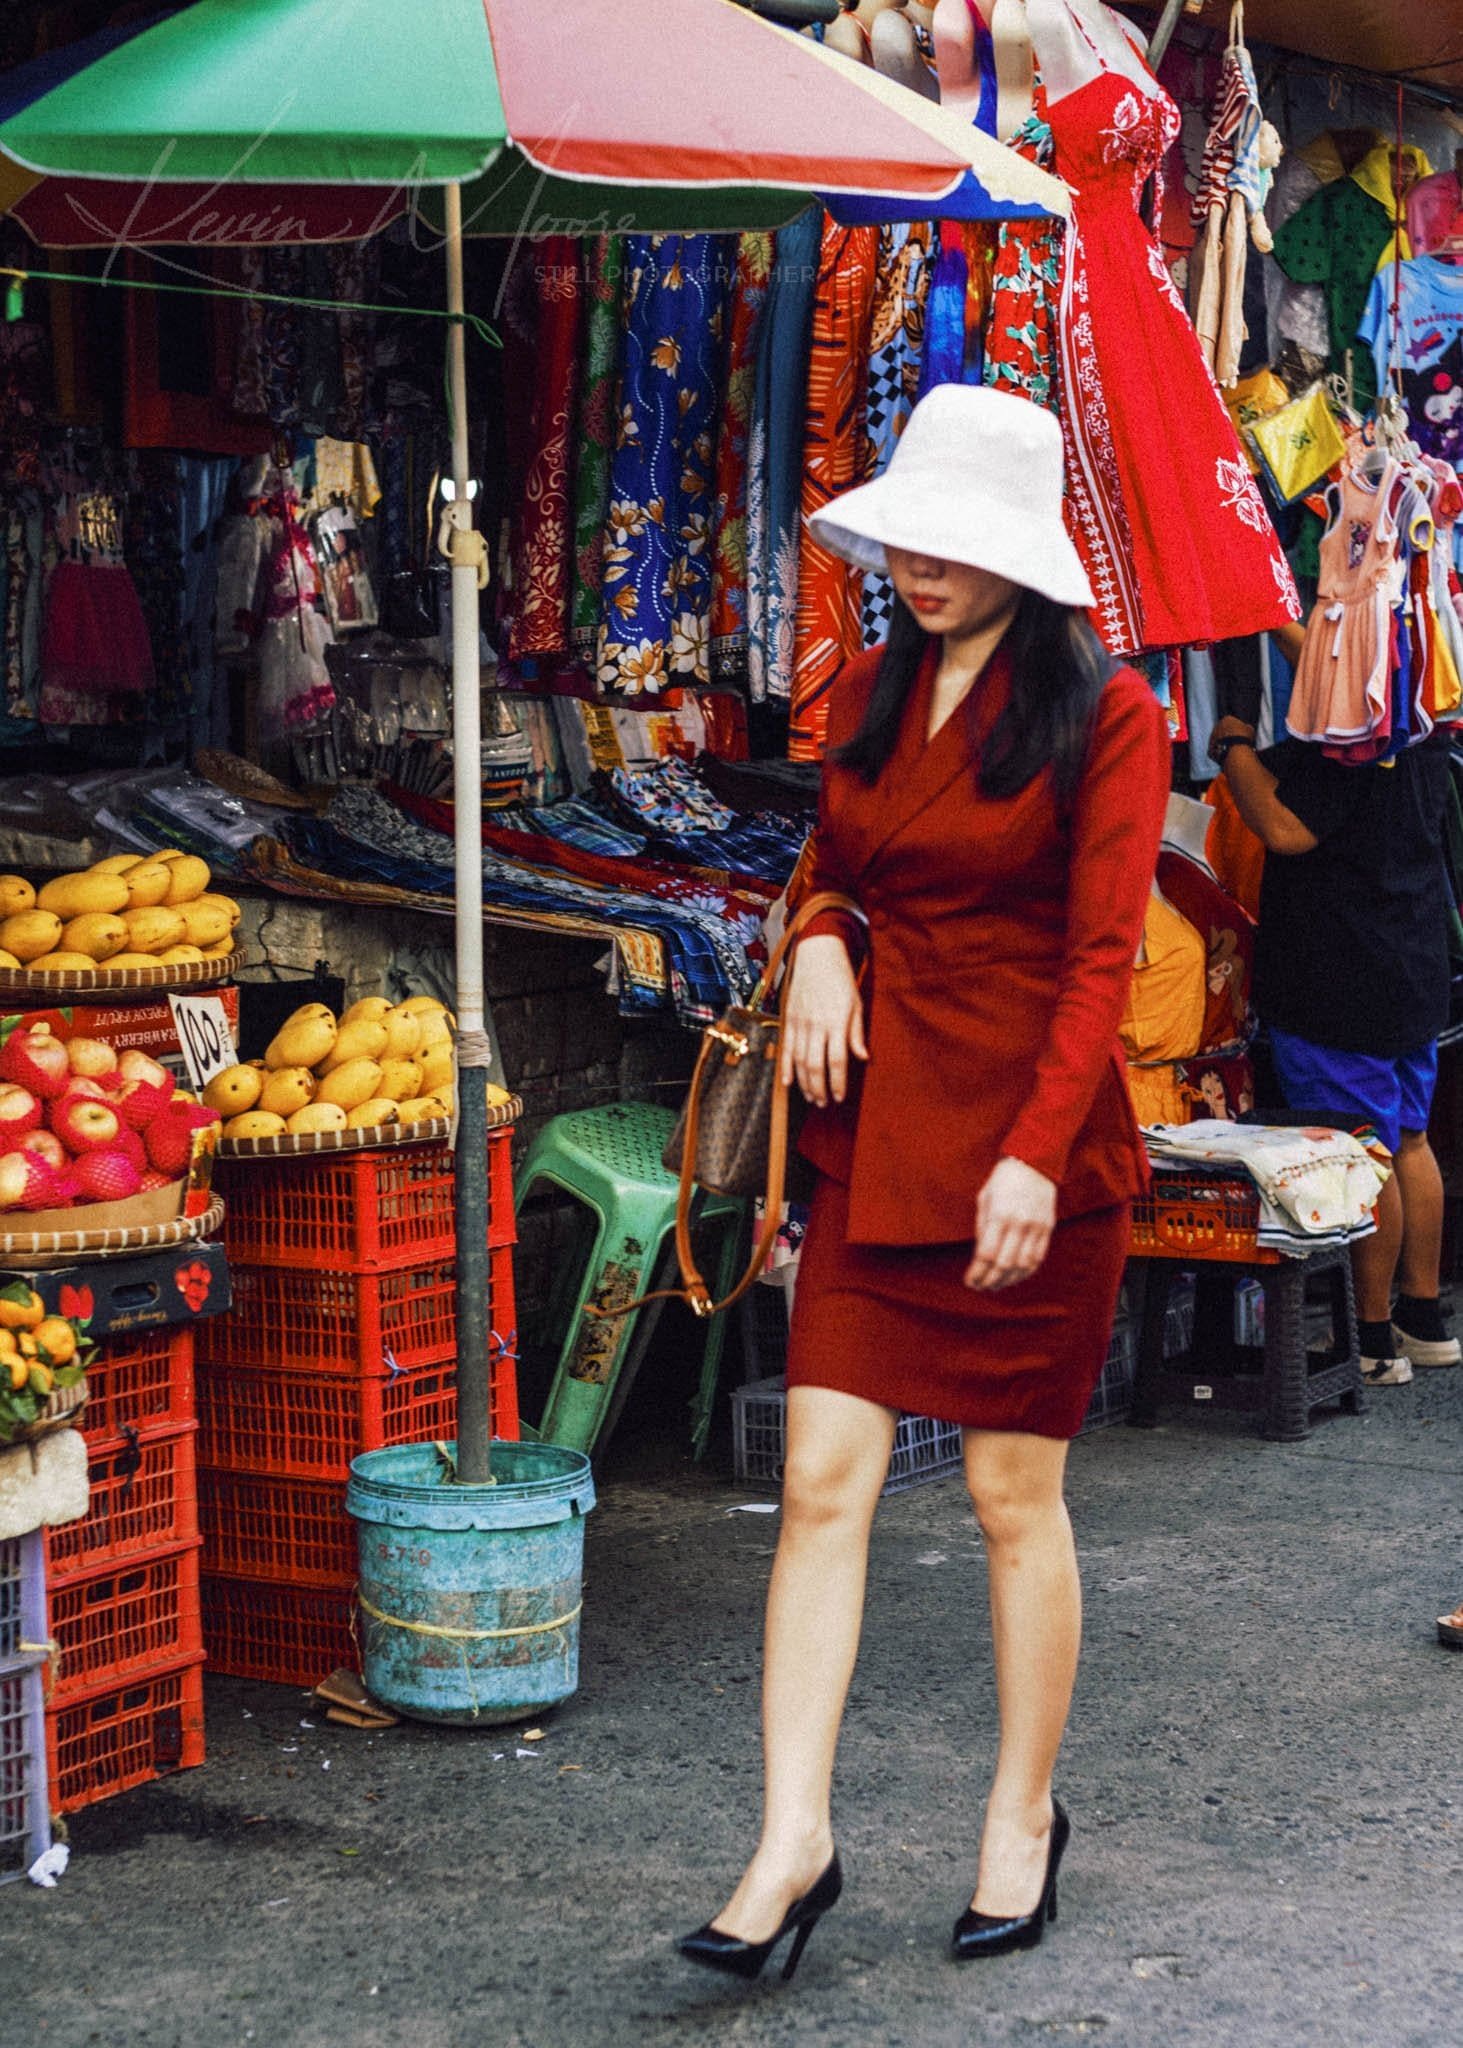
[588,890,864,1326]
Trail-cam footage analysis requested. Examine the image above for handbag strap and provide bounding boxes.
[587,889,864,1326]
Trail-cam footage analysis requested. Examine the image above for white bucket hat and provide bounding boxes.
[808,384,1094,609]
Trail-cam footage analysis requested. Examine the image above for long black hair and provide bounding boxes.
[834,588,1113,802]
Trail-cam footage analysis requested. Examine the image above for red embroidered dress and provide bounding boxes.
[1051,66,1300,654]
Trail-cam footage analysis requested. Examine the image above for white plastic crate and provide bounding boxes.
[731,1375,964,1495]
[0,1534,51,1886]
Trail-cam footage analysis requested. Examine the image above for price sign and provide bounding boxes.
[168,995,237,1095]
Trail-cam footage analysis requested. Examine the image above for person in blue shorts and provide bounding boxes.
[1210,709,1461,1387]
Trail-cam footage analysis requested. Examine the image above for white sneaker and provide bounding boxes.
[1390,1323,1462,1369]
[1360,1351,1414,1387]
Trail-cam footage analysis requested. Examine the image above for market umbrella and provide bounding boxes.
[0,0,1069,1482]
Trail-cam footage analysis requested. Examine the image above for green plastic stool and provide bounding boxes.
[513,1103,748,1459]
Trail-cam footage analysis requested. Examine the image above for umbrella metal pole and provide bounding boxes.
[1144,0,1187,72]
[443,179,493,1486]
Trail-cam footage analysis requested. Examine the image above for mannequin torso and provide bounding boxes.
[1025,0,1153,106]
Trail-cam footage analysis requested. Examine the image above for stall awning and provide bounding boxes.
[1131,1,1463,97]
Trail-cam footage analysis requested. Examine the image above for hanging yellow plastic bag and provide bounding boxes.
[1224,368,1289,475]
[1248,382,1346,504]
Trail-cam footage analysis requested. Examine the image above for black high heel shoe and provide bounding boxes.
[952,1799,1070,1961]
[677,1852,842,1982]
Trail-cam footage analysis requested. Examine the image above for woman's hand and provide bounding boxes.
[965,1157,1057,1291]
[779,934,867,1108]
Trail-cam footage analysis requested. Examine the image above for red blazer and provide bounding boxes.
[799,640,1171,1245]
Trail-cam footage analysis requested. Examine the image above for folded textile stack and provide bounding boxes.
[1143,1119,1388,1254]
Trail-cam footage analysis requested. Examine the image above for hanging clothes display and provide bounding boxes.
[710,234,775,680]
[1271,141,1432,410]
[510,236,583,663]
[597,235,729,696]
[788,217,881,762]
[1188,9,1276,389]
[1036,1,1298,654]
[747,208,825,705]
[1359,257,1463,467]
[982,87,1063,412]
[39,452,155,727]
[859,222,932,649]
[571,236,625,666]
[1408,165,1463,258]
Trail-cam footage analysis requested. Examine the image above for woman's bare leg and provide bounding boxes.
[963,1429,1081,1915]
[711,1385,897,1941]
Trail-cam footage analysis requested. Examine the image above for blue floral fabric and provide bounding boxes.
[597,235,730,697]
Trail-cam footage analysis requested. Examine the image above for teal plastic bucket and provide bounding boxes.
[346,1440,595,1727]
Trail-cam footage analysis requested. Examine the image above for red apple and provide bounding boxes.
[66,1036,119,1080]
[19,1130,66,1170]
[138,1169,173,1193]
[0,1149,67,1212]
[0,1084,41,1141]
[51,1096,122,1156]
[115,1078,175,1132]
[117,1050,173,1093]
[0,1026,70,1101]
[72,1148,143,1203]
[57,1076,108,1103]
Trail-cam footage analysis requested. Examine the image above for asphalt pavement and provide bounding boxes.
[4,1364,1461,2048]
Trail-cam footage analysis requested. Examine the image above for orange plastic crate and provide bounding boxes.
[46,1657,205,1815]
[78,1328,195,1447]
[199,1469,355,1586]
[202,1575,357,1687]
[46,1544,203,1706]
[215,1133,515,1273]
[196,1259,461,1375]
[1129,1174,1280,1265]
[46,1427,199,1578]
[197,1358,507,1481]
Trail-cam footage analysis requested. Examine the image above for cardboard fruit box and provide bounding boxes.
[0,1240,230,1334]
[0,987,240,1079]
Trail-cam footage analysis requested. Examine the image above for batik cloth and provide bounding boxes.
[748,209,823,703]
[983,95,1062,411]
[598,235,730,696]
[788,218,881,761]
[510,236,583,662]
[860,223,932,649]
[571,237,626,663]
[710,234,775,680]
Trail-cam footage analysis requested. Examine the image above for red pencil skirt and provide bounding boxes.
[785,1172,1131,1440]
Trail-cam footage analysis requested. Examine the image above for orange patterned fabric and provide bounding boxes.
[711,233,774,673]
[788,218,880,763]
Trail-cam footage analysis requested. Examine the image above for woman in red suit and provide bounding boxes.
[679,386,1171,1980]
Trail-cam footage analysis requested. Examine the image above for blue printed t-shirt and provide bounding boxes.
[1359,257,1463,464]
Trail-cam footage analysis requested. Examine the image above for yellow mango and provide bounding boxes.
[123,905,187,954]
[396,995,450,1018]
[60,912,130,962]
[36,871,128,918]
[260,1066,316,1118]
[315,1058,384,1111]
[285,1102,347,1135]
[265,1013,337,1071]
[162,855,211,905]
[203,1065,263,1116]
[395,1095,450,1124]
[88,854,143,876]
[0,876,35,917]
[344,1097,400,1131]
[193,891,241,929]
[419,1043,455,1094]
[201,939,238,960]
[319,1018,388,1070]
[176,899,234,948]
[222,1110,287,1140]
[416,1011,453,1050]
[120,862,174,909]
[29,952,106,974]
[0,950,20,970]
[340,997,391,1025]
[150,849,187,863]
[0,909,63,963]
[105,952,166,970]
[379,1005,423,1059]
[486,1083,515,1107]
[376,1057,422,1102]
[157,945,206,964]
